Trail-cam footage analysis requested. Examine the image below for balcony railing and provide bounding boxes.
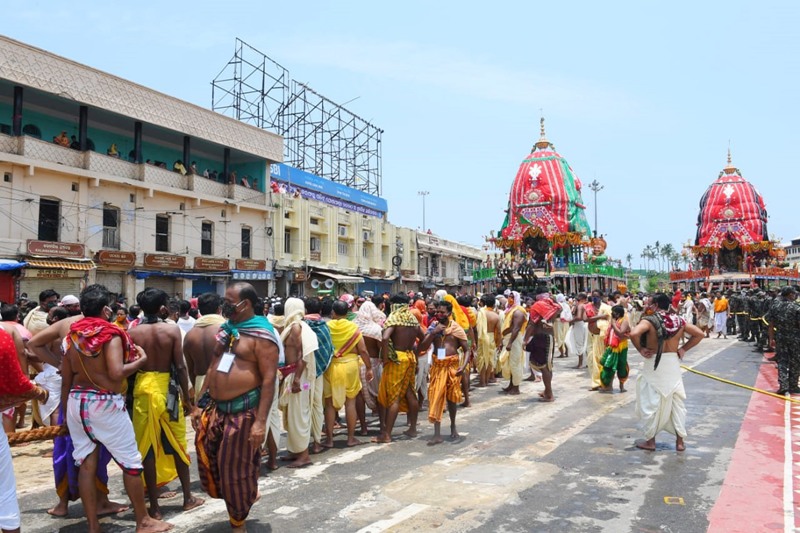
[20,136,85,168]
[86,151,141,181]
[0,133,18,155]
[143,164,188,189]
[568,264,625,277]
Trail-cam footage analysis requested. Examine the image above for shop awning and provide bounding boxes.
[314,270,364,284]
[130,270,230,280]
[0,260,27,271]
[26,259,96,270]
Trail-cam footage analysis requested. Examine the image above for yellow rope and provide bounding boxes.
[681,365,800,403]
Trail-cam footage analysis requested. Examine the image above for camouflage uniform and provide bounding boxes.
[749,293,765,349]
[728,293,741,336]
[764,297,800,393]
[735,291,749,340]
[741,293,754,342]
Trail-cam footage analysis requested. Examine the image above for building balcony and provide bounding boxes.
[0,133,277,209]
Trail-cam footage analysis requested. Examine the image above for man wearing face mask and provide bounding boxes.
[193,282,282,532]
[28,289,128,520]
[23,289,60,335]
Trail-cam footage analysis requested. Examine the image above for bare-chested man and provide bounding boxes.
[28,302,127,519]
[475,294,501,387]
[418,300,469,445]
[59,284,171,533]
[192,282,281,532]
[629,293,704,452]
[374,293,424,444]
[128,288,203,520]
[183,292,225,402]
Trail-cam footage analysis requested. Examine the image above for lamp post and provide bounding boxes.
[418,190,429,232]
[588,180,603,238]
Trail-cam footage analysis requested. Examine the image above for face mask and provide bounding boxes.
[222,301,244,319]
[45,301,58,309]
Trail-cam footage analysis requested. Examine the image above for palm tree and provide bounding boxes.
[626,253,633,271]
[641,247,650,271]
[661,243,675,271]
[654,241,662,272]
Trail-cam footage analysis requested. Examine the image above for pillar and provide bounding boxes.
[79,105,88,151]
[223,147,231,183]
[12,86,23,136]
[133,121,143,163]
[183,135,191,169]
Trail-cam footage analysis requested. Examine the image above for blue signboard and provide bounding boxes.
[269,163,388,216]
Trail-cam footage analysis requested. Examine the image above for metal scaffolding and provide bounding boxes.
[212,38,383,196]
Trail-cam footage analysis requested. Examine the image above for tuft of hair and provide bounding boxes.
[137,288,169,315]
[304,297,321,314]
[332,300,349,316]
[481,294,496,308]
[437,300,453,313]
[653,293,671,310]
[390,292,410,305]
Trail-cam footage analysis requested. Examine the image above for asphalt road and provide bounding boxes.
[12,336,760,532]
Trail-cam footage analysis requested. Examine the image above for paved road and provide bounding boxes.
[12,337,763,532]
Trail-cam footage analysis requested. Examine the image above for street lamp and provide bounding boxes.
[588,179,603,238]
[418,191,429,232]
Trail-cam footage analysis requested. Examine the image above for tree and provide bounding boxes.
[654,241,662,272]
[661,243,675,271]
[625,253,633,270]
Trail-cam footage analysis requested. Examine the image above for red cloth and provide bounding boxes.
[66,317,137,363]
[0,328,33,396]
[671,290,682,310]
[529,299,560,324]
[584,302,596,318]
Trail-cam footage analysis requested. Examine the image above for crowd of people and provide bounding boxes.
[1,281,798,531]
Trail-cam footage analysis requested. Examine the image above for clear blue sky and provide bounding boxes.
[5,1,798,266]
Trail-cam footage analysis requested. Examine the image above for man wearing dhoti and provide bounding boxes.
[278,298,318,468]
[418,299,469,445]
[60,285,171,532]
[374,293,423,443]
[354,296,387,432]
[475,294,501,387]
[498,291,528,395]
[303,297,333,454]
[525,288,561,402]
[629,293,704,452]
[193,282,282,531]
[128,288,203,519]
[588,292,613,391]
[553,294,572,358]
[324,301,373,448]
[566,293,590,369]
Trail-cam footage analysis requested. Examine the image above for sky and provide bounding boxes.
[4,1,799,267]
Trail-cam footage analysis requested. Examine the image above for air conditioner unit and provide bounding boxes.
[362,230,372,242]
[338,225,347,237]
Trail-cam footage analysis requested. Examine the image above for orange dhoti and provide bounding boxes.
[427,355,462,423]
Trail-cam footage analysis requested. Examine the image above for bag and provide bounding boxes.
[166,364,180,421]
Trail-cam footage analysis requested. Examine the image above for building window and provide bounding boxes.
[310,237,321,252]
[38,198,60,242]
[310,217,319,226]
[338,224,347,237]
[284,230,291,254]
[431,255,440,276]
[241,227,251,259]
[442,261,447,277]
[102,206,120,250]
[155,215,169,252]
[201,222,213,256]
[362,245,369,259]
[338,241,348,256]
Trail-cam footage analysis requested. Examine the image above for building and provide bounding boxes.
[0,35,282,302]
[782,237,800,268]
[0,36,483,303]
[416,231,484,293]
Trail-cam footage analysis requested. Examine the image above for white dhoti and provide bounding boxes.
[635,353,687,440]
[501,333,526,386]
[553,320,569,351]
[34,363,61,424]
[279,357,316,454]
[0,430,20,531]
[66,388,143,473]
[714,311,728,334]
[416,346,431,401]
[311,374,324,444]
[265,375,282,448]
[567,321,589,357]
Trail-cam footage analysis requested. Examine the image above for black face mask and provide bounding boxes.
[222,301,245,319]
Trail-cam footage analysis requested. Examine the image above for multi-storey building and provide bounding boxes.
[0,36,482,303]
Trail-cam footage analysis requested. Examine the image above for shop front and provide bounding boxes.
[20,241,95,299]
[309,269,364,298]
[231,259,273,297]
[358,268,394,297]
[192,258,231,296]
[135,254,188,298]
[0,260,27,303]
[94,250,136,302]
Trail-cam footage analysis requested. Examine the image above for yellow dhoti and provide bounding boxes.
[475,309,496,373]
[132,371,189,488]
[323,354,362,410]
[500,334,526,386]
[553,320,569,351]
[377,349,415,412]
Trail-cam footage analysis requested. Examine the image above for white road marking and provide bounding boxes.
[273,505,298,515]
[354,474,372,481]
[355,503,430,533]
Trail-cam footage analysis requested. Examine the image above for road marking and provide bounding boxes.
[785,400,795,533]
[273,505,298,515]
[663,497,685,505]
[354,474,371,481]
[355,503,430,533]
